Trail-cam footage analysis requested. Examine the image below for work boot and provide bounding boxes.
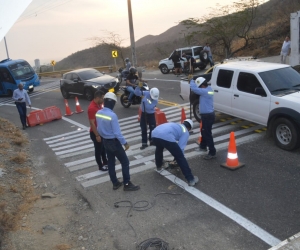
[123,181,140,191]
[140,144,148,150]
[203,154,216,160]
[113,180,123,190]
[188,176,199,186]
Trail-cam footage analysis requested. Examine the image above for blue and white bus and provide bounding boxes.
[0,58,40,96]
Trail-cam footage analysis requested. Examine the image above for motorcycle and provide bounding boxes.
[117,67,129,84]
[120,81,149,108]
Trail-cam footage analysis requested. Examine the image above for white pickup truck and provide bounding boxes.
[180,61,300,151]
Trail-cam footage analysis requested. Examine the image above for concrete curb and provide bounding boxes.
[269,232,300,250]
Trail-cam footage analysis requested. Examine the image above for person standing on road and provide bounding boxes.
[190,77,216,160]
[152,119,199,186]
[134,82,160,150]
[125,58,131,71]
[126,67,138,104]
[96,92,140,191]
[12,83,31,130]
[169,50,184,76]
[280,36,291,64]
[182,53,196,74]
[88,90,108,172]
[203,43,214,67]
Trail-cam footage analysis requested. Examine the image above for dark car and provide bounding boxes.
[60,68,120,101]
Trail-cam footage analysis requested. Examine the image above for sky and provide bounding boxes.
[0,0,265,66]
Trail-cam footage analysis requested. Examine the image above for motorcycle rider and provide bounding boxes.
[126,67,138,104]
[134,83,160,150]
[121,58,131,79]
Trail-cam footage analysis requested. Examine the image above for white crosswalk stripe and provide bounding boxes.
[43,103,266,188]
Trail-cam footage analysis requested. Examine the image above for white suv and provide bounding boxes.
[158,46,208,74]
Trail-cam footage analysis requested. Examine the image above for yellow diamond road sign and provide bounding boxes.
[112,50,118,58]
[51,60,56,66]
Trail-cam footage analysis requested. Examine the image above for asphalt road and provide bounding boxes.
[0,68,299,250]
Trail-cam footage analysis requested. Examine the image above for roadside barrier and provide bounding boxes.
[181,108,186,123]
[75,97,84,114]
[221,132,245,170]
[196,121,202,145]
[64,99,73,116]
[27,106,62,127]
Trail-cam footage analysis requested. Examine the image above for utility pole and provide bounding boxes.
[4,37,9,59]
[127,0,137,66]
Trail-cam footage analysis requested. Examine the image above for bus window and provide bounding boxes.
[0,68,15,84]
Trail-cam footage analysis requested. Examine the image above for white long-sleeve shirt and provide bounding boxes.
[12,89,31,105]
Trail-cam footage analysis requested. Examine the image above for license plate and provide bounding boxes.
[108,88,114,93]
[29,85,33,89]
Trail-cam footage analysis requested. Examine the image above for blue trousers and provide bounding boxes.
[16,102,27,127]
[90,132,108,168]
[103,139,130,185]
[126,86,135,101]
[208,55,214,67]
[200,113,216,156]
[152,137,194,182]
[140,112,156,144]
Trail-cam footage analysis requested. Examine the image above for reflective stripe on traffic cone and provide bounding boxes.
[64,99,73,116]
[181,108,186,123]
[221,132,245,170]
[196,121,202,145]
[75,96,84,114]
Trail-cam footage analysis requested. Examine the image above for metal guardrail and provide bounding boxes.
[38,66,114,78]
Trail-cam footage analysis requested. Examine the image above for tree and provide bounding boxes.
[182,0,268,58]
[88,31,128,67]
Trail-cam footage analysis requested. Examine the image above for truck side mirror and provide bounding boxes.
[254,87,267,97]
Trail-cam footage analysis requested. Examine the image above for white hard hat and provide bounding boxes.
[195,77,206,87]
[150,87,159,100]
[104,92,117,103]
[183,119,193,129]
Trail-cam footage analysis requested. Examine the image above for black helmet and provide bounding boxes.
[125,58,130,63]
[129,67,137,74]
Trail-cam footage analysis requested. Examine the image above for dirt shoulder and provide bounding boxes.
[0,118,104,250]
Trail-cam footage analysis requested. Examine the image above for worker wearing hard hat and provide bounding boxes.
[152,119,199,186]
[190,77,216,160]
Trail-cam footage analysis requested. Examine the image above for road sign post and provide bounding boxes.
[112,51,118,72]
[51,60,56,72]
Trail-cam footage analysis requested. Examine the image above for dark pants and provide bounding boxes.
[140,112,156,145]
[200,113,216,156]
[90,132,108,169]
[103,139,130,185]
[16,102,27,127]
[152,137,194,182]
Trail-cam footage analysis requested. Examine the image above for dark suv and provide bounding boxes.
[60,68,120,101]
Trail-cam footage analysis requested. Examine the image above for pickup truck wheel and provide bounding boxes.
[192,101,201,122]
[272,117,299,151]
[160,64,170,74]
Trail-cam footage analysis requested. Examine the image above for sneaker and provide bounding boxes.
[140,144,148,150]
[99,165,108,171]
[156,166,162,171]
[188,176,199,186]
[203,154,216,160]
[195,147,207,152]
[113,180,123,190]
[123,181,140,191]
[22,125,26,130]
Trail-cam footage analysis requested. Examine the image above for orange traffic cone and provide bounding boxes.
[155,110,168,126]
[75,97,84,114]
[138,107,142,122]
[181,108,186,123]
[221,132,245,170]
[196,121,202,145]
[64,99,73,116]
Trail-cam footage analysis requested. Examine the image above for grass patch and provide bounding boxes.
[55,244,72,250]
[0,142,10,149]
[10,186,18,193]
[10,152,27,164]
[15,167,31,175]
[12,137,28,146]
[0,202,17,231]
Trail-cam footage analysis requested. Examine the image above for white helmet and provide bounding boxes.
[104,92,117,103]
[183,119,193,129]
[195,77,206,87]
[150,88,159,100]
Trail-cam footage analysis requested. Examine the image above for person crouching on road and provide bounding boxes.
[88,90,108,172]
[12,83,31,130]
[190,77,216,160]
[96,92,140,191]
[152,119,199,186]
[134,83,160,150]
[125,67,138,104]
